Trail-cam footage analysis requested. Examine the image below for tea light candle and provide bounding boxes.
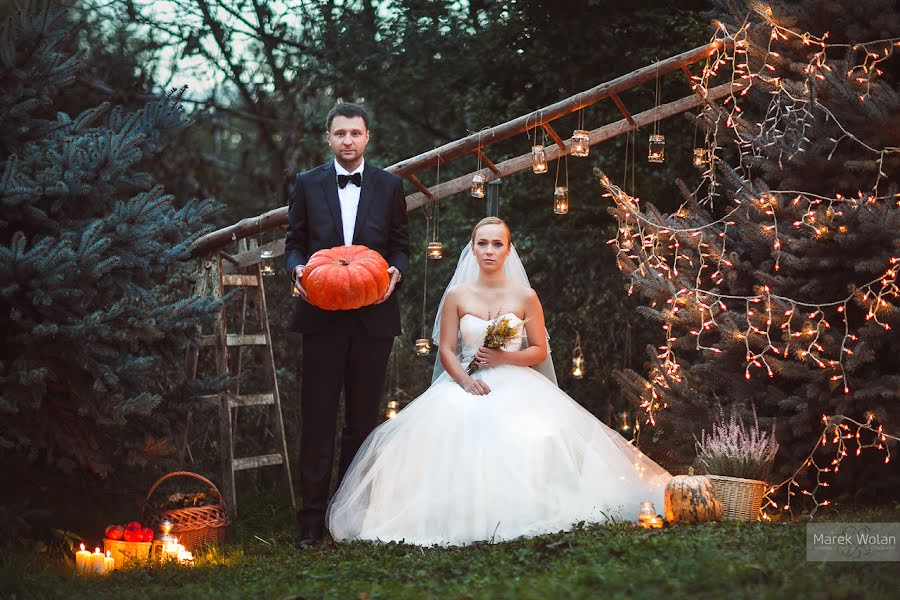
[104,550,115,573]
[75,543,91,574]
[90,547,106,574]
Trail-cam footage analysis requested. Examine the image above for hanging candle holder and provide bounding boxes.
[648,134,666,163]
[571,353,584,379]
[571,129,590,157]
[553,186,569,215]
[531,145,548,173]
[471,172,486,198]
[385,399,400,419]
[692,147,708,167]
[571,330,584,378]
[619,411,631,432]
[415,338,432,356]
[259,249,275,276]
[648,64,665,164]
[427,241,443,260]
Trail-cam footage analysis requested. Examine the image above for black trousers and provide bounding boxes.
[297,323,393,533]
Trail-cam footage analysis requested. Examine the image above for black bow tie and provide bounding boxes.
[338,173,362,189]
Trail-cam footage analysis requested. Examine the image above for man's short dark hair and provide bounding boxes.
[326,103,369,131]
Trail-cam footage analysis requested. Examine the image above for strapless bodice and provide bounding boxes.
[459,313,525,359]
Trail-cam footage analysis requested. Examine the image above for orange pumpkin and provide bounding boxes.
[664,467,723,524]
[301,245,390,310]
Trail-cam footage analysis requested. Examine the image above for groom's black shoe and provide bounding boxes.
[296,522,324,550]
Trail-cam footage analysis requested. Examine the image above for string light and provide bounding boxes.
[593,10,899,438]
[761,414,898,519]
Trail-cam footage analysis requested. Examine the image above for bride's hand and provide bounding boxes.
[460,376,491,395]
[474,347,505,369]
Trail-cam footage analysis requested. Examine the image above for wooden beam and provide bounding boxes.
[610,93,636,127]
[405,174,433,198]
[542,122,567,150]
[404,82,739,211]
[188,40,728,258]
[476,149,501,175]
[388,40,724,176]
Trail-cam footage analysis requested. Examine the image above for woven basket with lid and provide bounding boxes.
[141,471,230,549]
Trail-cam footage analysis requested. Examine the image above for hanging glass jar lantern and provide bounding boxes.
[427,241,443,260]
[531,145,548,173]
[648,134,666,163]
[385,399,400,419]
[571,354,584,379]
[470,173,486,198]
[692,147,708,167]
[571,332,585,378]
[259,249,275,276]
[571,129,590,157]
[415,338,431,355]
[619,411,631,432]
[553,186,569,215]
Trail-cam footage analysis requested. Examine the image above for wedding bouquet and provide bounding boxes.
[466,314,523,375]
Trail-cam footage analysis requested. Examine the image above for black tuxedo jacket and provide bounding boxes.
[284,161,410,337]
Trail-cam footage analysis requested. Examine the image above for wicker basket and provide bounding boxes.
[141,471,230,549]
[707,474,768,521]
[103,538,151,567]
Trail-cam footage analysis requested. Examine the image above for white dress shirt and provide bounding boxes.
[335,159,364,246]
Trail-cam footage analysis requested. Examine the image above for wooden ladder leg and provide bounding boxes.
[180,259,212,467]
[256,267,296,508]
[211,254,238,519]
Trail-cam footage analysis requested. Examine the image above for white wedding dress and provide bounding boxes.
[326,313,673,546]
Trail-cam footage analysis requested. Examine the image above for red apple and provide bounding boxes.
[105,524,125,541]
[124,521,144,542]
[142,527,154,542]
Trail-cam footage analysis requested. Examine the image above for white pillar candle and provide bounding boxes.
[90,547,106,574]
[104,550,115,573]
[75,543,91,574]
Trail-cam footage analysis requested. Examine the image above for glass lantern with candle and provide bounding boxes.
[260,249,275,276]
[427,241,443,260]
[415,338,431,355]
[648,134,666,163]
[470,173,486,198]
[385,399,400,419]
[571,129,590,157]
[553,186,569,215]
[531,145,548,173]
[638,501,656,526]
[692,147,708,167]
[571,354,584,379]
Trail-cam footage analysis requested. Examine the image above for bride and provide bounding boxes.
[326,217,672,546]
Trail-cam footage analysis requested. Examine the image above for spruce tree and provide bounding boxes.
[604,0,899,503]
[0,1,221,483]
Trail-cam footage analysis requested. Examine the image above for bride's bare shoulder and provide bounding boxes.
[512,282,539,302]
[444,284,472,304]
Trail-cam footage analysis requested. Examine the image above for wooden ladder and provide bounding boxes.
[183,244,295,519]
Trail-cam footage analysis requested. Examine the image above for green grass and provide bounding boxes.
[2,494,898,600]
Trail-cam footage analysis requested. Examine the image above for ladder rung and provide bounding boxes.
[222,274,259,287]
[233,453,284,471]
[201,333,268,347]
[227,333,267,346]
[229,393,275,408]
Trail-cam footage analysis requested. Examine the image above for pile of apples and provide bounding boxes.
[105,521,155,543]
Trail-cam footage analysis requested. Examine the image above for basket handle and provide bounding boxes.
[144,471,225,506]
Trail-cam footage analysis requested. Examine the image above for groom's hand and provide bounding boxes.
[292,265,309,301]
[375,266,401,304]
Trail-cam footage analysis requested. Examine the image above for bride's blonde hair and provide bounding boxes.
[470,216,511,245]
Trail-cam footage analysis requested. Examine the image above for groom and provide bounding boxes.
[284,102,410,548]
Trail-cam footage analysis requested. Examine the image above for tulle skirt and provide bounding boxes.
[326,364,672,546]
